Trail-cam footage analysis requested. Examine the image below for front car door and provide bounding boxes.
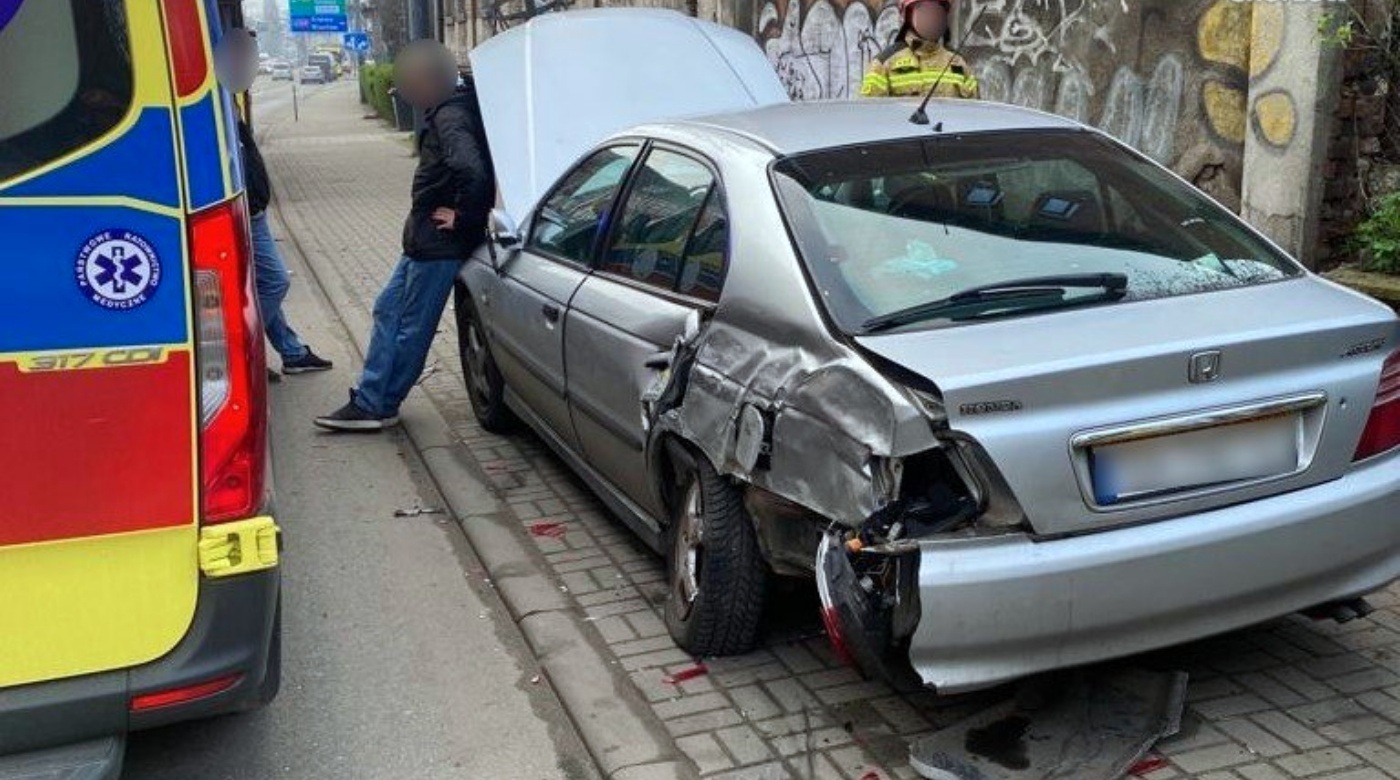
[485,144,640,450]
[565,145,730,518]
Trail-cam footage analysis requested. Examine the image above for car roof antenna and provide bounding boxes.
[910,4,986,127]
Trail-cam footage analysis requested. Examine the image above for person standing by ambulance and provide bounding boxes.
[860,0,979,100]
[217,28,334,378]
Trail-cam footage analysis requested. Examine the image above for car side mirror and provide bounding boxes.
[490,209,521,249]
[485,209,521,273]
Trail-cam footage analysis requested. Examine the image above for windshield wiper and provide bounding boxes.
[861,273,1129,334]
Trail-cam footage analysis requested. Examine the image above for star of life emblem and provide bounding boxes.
[75,230,162,311]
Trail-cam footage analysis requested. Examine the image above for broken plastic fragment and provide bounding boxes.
[529,521,568,539]
[393,506,445,518]
[662,663,708,685]
[1129,754,1169,776]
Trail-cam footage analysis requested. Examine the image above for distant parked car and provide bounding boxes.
[271,61,292,81]
[307,52,337,83]
[299,65,325,85]
[462,10,1400,695]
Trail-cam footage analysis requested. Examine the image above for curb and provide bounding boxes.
[269,185,695,780]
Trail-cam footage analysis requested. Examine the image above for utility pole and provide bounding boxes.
[406,0,435,134]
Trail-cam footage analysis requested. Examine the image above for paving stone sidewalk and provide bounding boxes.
[261,81,1400,780]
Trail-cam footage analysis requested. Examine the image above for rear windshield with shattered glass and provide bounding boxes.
[771,130,1301,334]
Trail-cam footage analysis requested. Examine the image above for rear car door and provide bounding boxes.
[565,145,730,516]
[487,144,639,450]
[0,0,201,688]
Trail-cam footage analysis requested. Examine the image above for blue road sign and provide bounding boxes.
[290,0,347,33]
[343,31,371,53]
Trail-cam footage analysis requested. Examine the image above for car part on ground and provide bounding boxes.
[907,668,1187,780]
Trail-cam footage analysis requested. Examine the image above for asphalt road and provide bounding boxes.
[122,146,599,779]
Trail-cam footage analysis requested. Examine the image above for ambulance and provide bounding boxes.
[0,1,281,776]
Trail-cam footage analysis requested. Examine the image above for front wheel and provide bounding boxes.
[454,283,516,434]
[663,458,767,656]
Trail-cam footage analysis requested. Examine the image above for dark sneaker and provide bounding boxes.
[267,368,282,384]
[283,348,333,375]
[314,393,399,432]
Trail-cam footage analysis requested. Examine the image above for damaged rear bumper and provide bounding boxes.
[822,452,1400,694]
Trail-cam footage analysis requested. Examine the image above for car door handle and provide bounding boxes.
[542,303,561,324]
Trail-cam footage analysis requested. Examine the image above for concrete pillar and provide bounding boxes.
[1239,1,1342,267]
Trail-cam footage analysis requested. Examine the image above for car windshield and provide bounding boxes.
[771,130,1301,334]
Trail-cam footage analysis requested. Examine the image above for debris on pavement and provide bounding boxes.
[1127,754,1169,776]
[909,669,1188,780]
[393,505,445,518]
[662,663,708,685]
[528,521,568,539]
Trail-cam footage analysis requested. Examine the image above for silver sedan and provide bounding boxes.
[460,11,1400,693]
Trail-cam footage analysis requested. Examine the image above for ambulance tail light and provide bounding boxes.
[192,197,267,524]
[1355,350,1400,462]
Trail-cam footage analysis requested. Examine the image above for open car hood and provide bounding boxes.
[469,8,788,221]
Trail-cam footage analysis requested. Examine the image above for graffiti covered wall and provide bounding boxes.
[756,0,898,100]
[960,0,1297,211]
[755,0,1297,213]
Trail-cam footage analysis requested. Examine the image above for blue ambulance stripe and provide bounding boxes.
[1,109,180,207]
[0,207,187,353]
[180,96,225,211]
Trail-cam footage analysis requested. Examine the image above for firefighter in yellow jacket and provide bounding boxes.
[861,0,979,99]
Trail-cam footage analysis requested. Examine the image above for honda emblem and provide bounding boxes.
[1189,351,1223,384]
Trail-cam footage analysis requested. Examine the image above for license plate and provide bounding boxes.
[1090,413,1301,505]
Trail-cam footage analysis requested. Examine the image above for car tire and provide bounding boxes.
[454,283,516,433]
[663,458,767,657]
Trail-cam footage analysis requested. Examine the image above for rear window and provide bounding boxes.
[772,130,1302,334]
[0,0,134,183]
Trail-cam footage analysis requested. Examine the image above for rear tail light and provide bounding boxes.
[1355,350,1400,461]
[192,197,267,524]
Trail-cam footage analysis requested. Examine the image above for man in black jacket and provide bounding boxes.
[316,40,494,431]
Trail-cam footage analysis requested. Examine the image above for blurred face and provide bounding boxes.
[908,1,949,42]
[214,28,259,93]
[395,41,454,109]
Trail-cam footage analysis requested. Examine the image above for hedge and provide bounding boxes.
[360,63,396,125]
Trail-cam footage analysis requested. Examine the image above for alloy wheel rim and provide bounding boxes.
[672,482,704,619]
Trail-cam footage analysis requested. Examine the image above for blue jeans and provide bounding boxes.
[353,256,462,417]
[250,212,308,361]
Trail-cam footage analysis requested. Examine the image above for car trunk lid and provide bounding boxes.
[857,278,1399,536]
